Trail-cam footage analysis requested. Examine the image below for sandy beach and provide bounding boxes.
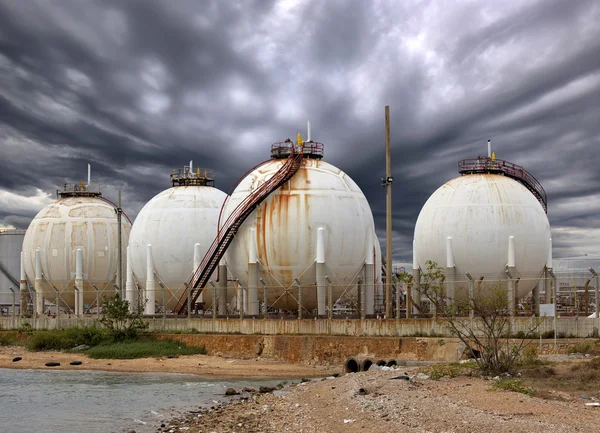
[0,345,337,378]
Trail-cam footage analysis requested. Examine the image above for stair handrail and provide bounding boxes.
[175,150,303,313]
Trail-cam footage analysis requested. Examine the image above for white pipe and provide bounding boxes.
[316,227,325,263]
[412,240,419,270]
[487,140,491,158]
[125,246,135,310]
[307,121,311,142]
[546,237,553,269]
[508,236,515,268]
[35,248,44,315]
[20,251,26,280]
[88,164,91,186]
[193,243,202,271]
[446,237,454,268]
[190,160,193,174]
[35,248,42,279]
[145,244,155,315]
[248,229,257,264]
[75,248,84,316]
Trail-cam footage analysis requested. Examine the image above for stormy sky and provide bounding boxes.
[0,0,599,262]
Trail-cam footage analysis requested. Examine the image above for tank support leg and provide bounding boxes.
[217,263,227,315]
[316,228,326,316]
[145,244,156,315]
[247,230,259,316]
[35,249,44,315]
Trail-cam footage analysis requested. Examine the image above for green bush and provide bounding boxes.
[27,326,106,351]
[491,379,534,395]
[569,343,592,354]
[86,339,207,359]
[0,333,16,346]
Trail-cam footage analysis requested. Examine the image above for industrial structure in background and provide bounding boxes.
[127,163,228,314]
[412,140,552,316]
[0,228,26,314]
[20,166,131,316]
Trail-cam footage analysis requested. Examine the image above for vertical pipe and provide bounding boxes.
[532,282,540,316]
[218,262,227,315]
[211,282,217,320]
[248,229,259,315]
[297,279,302,319]
[35,249,44,315]
[238,281,244,319]
[385,105,392,318]
[316,227,326,316]
[307,121,311,142]
[412,240,420,316]
[145,244,155,315]
[358,277,364,319]
[507,236,516,316]
[88,163,91,186]
[445,237,455,302]
[75,248,84,316]
[487,139,491,158]
[125,246,135,311]
[261,280,268,319]
[20,251,28,316]
[194,243,203,303]
[364,235,375,315]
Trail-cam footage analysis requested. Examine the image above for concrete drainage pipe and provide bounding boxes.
[343,356,376,373]
[376,359,387,367]
[386,359,398,367]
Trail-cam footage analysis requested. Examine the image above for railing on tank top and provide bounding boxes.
[458,158,547,213]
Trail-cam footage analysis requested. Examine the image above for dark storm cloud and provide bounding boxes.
[0,0,599,261]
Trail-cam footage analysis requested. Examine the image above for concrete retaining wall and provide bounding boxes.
[2,316,598,338]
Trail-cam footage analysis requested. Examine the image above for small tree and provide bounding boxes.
[99,294,148,342]
[418,260,540,375]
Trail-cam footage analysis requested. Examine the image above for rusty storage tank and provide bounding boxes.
[413,144,551,301]
[127,164,228,312]
[0,228,26,309]
[22,181,131,313]
[221,137,382,314]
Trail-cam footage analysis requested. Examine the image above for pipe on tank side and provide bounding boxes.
[217,261,227,315]
[145,244,156,315]
[194,243,203,303]
[75,248,84,316]
[247,229,259,316]
[316,227,326,316]
[35,248,44,315]
[364,231,375,315]
[445,237,455,301]
[19,251,28,316]
[507,236,516,317]
[125,246,136,311]
[412,240,421,317]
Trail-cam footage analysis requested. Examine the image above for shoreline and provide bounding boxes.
[0,345,338,378]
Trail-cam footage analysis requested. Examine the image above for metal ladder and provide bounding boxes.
[175,150,305,315]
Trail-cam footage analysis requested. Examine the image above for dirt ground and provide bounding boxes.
[164,361,600,433]
[0,345,336,378]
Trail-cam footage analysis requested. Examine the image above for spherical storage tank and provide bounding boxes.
[414,155,551,300]
[0,229,26,307]
[222,140,382,312]
[128,165,228,311]
[22,183,131,311]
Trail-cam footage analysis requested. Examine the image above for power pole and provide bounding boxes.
[384,106,393,318]
[117,190,123,296]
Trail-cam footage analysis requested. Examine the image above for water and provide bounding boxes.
[0,368,286,433]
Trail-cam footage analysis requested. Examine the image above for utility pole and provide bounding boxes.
[117,190,123,296]
[384,106,393,318]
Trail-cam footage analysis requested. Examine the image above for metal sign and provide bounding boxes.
[540,303,555,317]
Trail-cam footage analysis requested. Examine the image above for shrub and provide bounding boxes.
[86,339,207,359]
[27,326,106,351]
[99,294,148,342]
[0,333,16,346]
[491,379,534,395]
[568,343,592,354]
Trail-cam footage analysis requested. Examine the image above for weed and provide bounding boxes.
[491,379,534,396]
[27,326,106,351]
[85,339,207,359]
[420,363,467,380]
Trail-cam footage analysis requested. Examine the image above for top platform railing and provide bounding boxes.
[271,140,324,159]
[170,167,215,187]
[57,182,102,198]
[458,157,547,213]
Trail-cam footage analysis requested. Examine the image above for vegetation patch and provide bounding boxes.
[491,379,534,396]
[27,326,106,351]
[0,333,17,346]
[85,339,207,359]
[419,362,473,380]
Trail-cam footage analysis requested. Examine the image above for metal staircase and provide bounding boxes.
[175,148,305,314]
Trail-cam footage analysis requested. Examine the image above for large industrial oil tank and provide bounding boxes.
[22,183,131,311]
[222,140,382,312]
[414,153,551,300]
[128,165,227,311]
[0,229,26,309]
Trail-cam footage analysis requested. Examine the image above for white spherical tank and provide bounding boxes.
[414,173,551,300]
[0,229,26,307]
[222,155,382,311]
[22,195,131,310]
[128,185,227,311]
